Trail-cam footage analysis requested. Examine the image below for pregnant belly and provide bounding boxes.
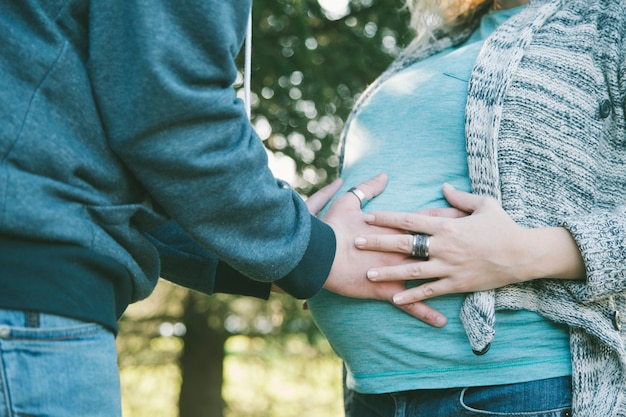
[308,288,470,376]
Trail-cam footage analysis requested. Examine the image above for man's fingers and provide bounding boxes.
[396,302,447,327]
[374,281,447,327]
[355,173,388,200]
[341,173,388,209]
[306,178,343,215]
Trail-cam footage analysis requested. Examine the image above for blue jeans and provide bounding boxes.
[0,309,121,417]
[346,376,572,417]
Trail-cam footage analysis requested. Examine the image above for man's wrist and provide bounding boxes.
[275,216,336,299]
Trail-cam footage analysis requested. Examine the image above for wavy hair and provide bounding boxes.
[404,0,493,50]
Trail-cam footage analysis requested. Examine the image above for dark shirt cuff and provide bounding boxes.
[214,262,272,299]
[275,216,336,299]
[146,220,271,299]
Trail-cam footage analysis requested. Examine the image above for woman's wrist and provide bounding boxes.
[522,226,586,282]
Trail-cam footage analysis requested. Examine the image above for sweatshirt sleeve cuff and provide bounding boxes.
[275,216,336,299]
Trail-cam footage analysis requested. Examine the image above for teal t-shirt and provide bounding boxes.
[307,6,571,394]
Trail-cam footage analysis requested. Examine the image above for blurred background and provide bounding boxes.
[117,0,412,415]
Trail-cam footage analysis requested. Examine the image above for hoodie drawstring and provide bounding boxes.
[244,7,252,119]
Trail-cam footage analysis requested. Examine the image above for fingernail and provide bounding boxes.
[434,315,447,327]
[355,237,367,246]
[393,294,403,304]
[364,214,375,223]
[366,270,379,280]
[442,183,456,191]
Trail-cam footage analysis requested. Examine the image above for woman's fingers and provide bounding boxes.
[392,282,445,305]
[355,233,434,262]
[441,183,482,213]
[354,233,415,254]
[352,187,534,305]
[364,185,492,233]
[366,260,440,282]
[365,260,464,307]
[413,206,468,218]
[391,278,472,305]
[365,211,439,235]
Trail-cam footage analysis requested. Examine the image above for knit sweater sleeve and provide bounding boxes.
[87,0,334,297]
[559,207,626,302]
[560,10,626,303]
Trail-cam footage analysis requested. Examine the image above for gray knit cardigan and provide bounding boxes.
[340,0,626,415]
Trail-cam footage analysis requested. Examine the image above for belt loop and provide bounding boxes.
[26,311,40,328]
[390,392,405,417]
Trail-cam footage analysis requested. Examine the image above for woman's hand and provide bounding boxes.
[356,184,586,306]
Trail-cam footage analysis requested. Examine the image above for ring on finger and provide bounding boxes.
[347,187,369,209]
[410,233,430,259]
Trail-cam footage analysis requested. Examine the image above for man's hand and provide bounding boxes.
[319,174,447,327]
[305,178,344,216]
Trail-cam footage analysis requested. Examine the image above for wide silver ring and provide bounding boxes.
[347,187,369,209]
[410,233,430,259]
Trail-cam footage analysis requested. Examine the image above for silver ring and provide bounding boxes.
[410,233,430,259]
[347,187,369,209]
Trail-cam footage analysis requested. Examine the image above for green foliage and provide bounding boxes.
[242,0,412,194]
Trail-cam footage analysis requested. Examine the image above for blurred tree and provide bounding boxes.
[177,292,326,417]
[117,1,412,416]
[178,292,228,417]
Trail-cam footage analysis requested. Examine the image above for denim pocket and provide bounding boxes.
[0,312,121,417]
[0,320,104,342]
[459,377,572,416]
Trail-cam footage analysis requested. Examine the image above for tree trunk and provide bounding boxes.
[179,293,229,417]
